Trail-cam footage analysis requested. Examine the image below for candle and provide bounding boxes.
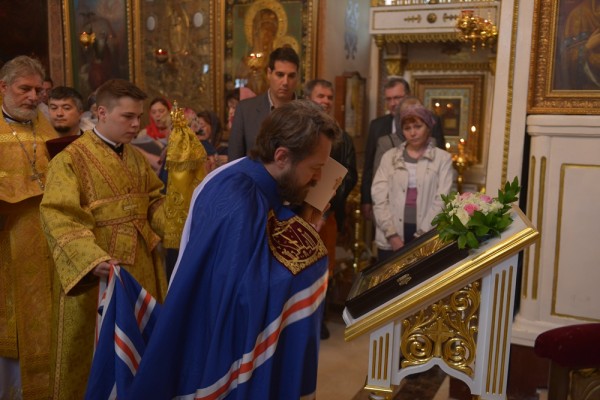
[155,48,168,63]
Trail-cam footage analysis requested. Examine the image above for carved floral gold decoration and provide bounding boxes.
[571,368,600,400]
[400,280,480,376]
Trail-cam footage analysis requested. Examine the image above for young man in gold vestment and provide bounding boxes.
[0,55,58,400]
[40,79,168,399]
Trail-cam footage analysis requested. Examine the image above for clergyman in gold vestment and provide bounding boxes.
[0,56,58,400]
[40,79,168,399]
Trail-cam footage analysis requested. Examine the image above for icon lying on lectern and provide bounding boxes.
[345,229,468,318]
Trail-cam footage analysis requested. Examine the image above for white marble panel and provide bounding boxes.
[554,164,600,320]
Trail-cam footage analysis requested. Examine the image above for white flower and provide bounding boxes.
[455,208,470,226]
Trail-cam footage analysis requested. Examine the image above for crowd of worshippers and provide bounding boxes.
[0,45,454,399]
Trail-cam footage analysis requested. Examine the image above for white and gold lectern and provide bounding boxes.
[343,207,538,399]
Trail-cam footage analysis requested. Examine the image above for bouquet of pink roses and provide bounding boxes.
[432,177,520,249]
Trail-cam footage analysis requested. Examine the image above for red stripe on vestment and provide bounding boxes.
[114,332,140,371]
[193,274,328,400]
[136,291,152,327]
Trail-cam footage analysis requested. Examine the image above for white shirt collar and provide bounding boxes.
[93,127,121,148]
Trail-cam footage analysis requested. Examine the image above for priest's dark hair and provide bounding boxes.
[49,86,85,112]
[95,79,147,110]
[251,99,341,164]
[0,55,45,85]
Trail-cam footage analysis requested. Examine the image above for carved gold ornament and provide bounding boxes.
[400,280,480,377]
[365,236,449,290]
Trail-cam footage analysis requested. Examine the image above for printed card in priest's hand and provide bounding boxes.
[304,157,348,212]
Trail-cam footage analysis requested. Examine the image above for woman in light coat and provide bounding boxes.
[371,103,454,261]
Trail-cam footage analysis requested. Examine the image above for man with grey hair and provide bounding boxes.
[0,55,57,400]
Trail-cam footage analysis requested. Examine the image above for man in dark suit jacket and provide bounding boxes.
[360,77,409,220]
[228,46,300,161]
[360,78,445,220]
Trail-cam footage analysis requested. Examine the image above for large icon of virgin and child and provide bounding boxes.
[232,0,302,94]
[555,0,600,90]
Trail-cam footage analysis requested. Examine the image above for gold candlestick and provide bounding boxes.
[452,138,472,193]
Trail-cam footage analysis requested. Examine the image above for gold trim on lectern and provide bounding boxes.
[345,206,538,341]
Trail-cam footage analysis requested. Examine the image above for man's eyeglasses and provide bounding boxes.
[385,96,404,103]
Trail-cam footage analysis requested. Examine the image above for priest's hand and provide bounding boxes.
[313,215,327,232]
[92,259,120,278]
[300,203,330,231]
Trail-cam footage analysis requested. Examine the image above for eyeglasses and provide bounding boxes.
[385,96,405,103]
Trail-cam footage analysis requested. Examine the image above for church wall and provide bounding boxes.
[318,0,371,85]
[317,0,372,158]
[513,116,600,346]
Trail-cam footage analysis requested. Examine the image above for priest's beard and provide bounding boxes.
[54,125,72,134]
[277,167,317,207]
[3,96,37,121]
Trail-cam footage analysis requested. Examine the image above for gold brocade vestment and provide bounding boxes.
[40,131,168,399]
[0,110,57,399]
[163,105,207,248]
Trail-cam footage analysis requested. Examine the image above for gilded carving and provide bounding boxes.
[499,0,520,184]
[571,368,600,400]
[372,0,497,4]
[405,62,491,72]
[378,33,461,44]
[141,0,214,112]
[443,13,459,22]
[365,236,449,290]
[400,280,480,377]
[384,59,402,77]
[396,274,412,287]
[374,34,386,49]
[404,15,422,23]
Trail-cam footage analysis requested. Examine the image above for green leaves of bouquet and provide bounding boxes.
[432,177,520,249]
